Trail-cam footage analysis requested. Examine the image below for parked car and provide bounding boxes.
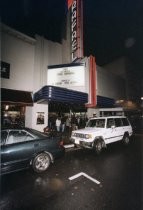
[1,127,65,175]
[70,116,133,154]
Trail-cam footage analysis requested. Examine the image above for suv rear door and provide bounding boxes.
[105,118,124,144]
[105,118,117,144]
[121,117,132,136]
[114,118,125,141]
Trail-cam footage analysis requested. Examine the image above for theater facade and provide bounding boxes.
[1,21,130,132]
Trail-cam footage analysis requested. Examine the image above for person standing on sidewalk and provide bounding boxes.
[56,117,61,132]
[61,115,66,132]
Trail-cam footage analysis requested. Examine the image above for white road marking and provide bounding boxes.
[69,172,100,185]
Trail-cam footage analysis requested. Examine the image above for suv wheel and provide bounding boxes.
[123,134,130,145]
[94,139,103,154]
[32,153,51,173]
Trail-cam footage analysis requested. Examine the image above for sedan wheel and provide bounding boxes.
[33,153,50,173]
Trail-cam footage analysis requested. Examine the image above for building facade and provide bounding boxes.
[1,23,129,131]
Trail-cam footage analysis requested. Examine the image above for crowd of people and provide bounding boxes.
[45,114,88,134]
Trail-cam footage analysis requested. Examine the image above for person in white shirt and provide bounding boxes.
[56,117,61,132]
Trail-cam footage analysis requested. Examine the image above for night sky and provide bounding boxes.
[83,0,143,102]
[1,0,143,100]
[0,0,66,42]
[83,0,143,63]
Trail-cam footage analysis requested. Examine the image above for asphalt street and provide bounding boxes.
[0,134,143,210]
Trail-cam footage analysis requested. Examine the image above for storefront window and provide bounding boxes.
[2,105,25,127]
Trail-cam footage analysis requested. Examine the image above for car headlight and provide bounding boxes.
[85,134,92,139]
[72,132,76,137]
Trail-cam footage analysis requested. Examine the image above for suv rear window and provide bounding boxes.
[115,118,123,127]
[122,118,129,126]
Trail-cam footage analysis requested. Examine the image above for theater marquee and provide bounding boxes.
[47,64,86,92]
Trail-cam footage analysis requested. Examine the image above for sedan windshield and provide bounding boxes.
[86,119,105,128]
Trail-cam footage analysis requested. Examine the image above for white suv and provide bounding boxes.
[70,116,133,154]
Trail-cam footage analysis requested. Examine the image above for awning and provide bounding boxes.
[1,88,33,106]
[48,101,87,113]
[33,86,88,105]
[97,95,115,107]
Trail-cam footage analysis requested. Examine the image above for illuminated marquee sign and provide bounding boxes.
[71,1,77,56]
[70,0,83,61]
[47,64,86,92]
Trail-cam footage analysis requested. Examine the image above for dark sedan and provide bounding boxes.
[1,127,65,175]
